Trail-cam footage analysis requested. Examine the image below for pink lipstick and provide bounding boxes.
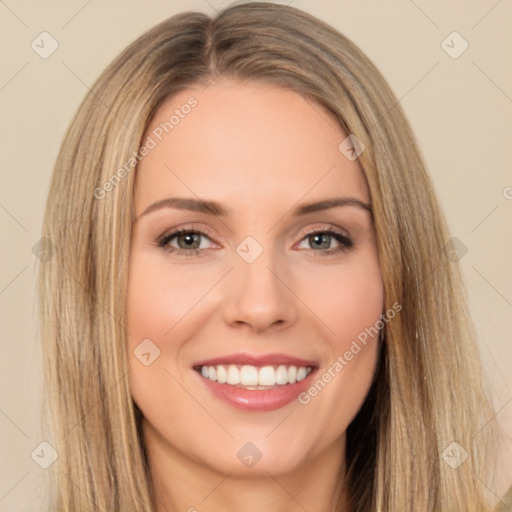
[193,352,318,411]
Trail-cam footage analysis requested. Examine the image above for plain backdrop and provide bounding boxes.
[1,1,511,510]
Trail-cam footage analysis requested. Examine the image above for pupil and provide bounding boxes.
[180,233,199,249]
[311,233,329,249]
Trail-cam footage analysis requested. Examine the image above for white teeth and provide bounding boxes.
[275,365,289,385]
[288,366,297,384]
[199,364,313,387]
[258,366,276,386]
[296,367,307,382]
[240,365,259,386]
[216,365,227,383]
[226,365,240,385]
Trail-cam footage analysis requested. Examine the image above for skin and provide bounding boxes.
[127,78,384,512]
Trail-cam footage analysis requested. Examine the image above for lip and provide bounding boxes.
[192,352,318,368]
[193,352,319,412]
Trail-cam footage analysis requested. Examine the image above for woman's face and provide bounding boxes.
[127,79,383,478]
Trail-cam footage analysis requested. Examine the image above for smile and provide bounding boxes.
[197,364,313,388]
[192,353,319,411]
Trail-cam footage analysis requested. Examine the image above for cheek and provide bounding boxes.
[126,253,217,346]
[125,251,228,407]
[126,252,199,425]
[299,256,384,343]
[293,257,383,425]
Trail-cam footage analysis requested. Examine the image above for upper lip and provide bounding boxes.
[193,352,318,368]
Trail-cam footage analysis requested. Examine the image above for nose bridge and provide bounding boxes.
[222,235,298,331]
[235,236,286,302]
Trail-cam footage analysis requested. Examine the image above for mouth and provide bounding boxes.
[194,364,314,389]
[192,353,318,411]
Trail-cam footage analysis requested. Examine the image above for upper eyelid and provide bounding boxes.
[161,222,350,237]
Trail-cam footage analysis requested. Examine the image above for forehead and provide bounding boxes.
[134,79,369,214]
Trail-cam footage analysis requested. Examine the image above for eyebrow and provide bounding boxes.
[137,196,372,220]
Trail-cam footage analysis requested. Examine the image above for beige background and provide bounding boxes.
[1,0,511,510]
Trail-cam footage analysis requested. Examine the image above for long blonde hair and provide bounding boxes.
[38,2,500,510]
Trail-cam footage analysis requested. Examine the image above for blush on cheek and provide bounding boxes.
[304,266,383,346]
[127,249,228,346]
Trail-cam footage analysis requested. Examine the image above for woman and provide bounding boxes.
[38,2,506,511]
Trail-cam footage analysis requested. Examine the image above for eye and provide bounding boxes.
[156,228,215,257]
[296,227,354,256]
[156,225,354,257]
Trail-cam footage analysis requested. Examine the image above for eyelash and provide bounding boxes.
[155,226,354,258]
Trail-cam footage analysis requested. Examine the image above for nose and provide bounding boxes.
[222,249,299,334]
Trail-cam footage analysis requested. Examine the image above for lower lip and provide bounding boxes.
[195,369,318,411]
